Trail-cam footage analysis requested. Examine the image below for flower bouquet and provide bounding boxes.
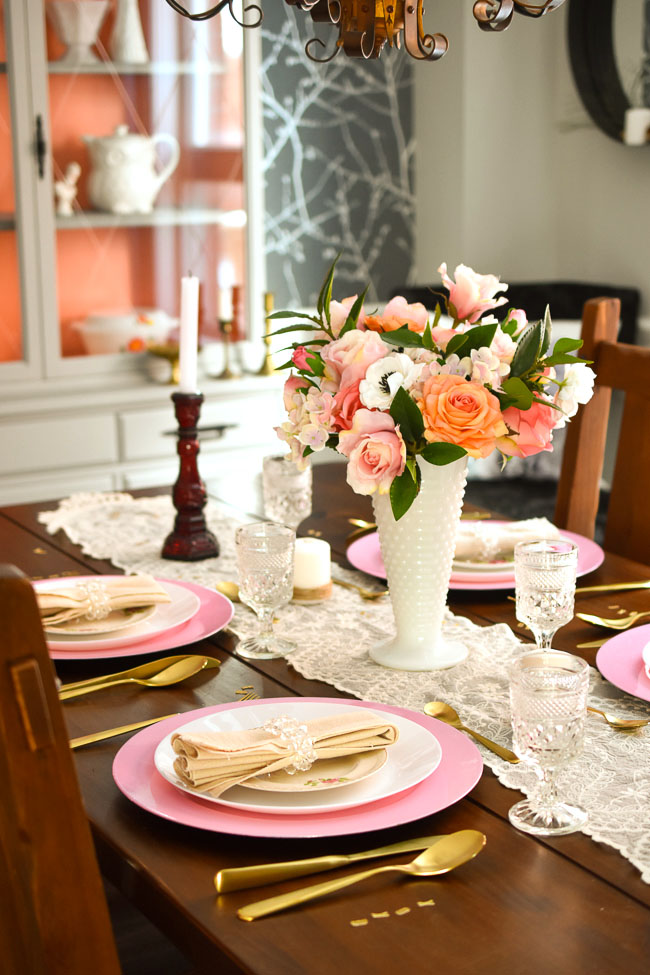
[272,258,595,670]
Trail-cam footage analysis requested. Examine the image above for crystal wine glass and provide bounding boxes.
[235,522,297,660]
[262,455,312,531]
[509,649,589,835]
[514,538,578,651]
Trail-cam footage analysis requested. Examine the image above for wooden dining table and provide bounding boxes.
[2,462,650,974]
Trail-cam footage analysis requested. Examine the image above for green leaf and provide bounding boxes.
[445,333,468,356]
[379,327,424,349]
[540,306,552,356]
[552,336,583,354]
[268,310,320,322]
[510,319,544,378]
[460,320,499,355]
[422,322,436,352]
[432,303,442,328]
[302,445,314,458]
[420,442,467,465]
[543,353,586,367]
[500,376,533,410]
[269,323,324,337]
[405,455,418,482]
[275,359,297,371]
[317,254,341,324]
[339,287,369,338]
[390,466,420,521]
[500,311,519,337]
[305,353,325,377]
[389,386,425,443]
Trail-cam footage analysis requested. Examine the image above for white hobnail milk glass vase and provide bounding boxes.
[370,456,469,671]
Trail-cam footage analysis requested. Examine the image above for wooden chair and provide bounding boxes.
[554,296,650,565]
[0,566,197,975]
[0,565,122,974]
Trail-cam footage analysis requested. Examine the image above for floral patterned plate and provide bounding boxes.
[241,750,388,792]
[153,700,441,816]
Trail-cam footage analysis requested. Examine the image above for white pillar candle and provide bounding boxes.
[178,274,200,393]
[623,107,650,146]
[218,285,233,323]
[293,537,332,601]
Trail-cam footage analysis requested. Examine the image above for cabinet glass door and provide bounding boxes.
[0,0,26,368]
[44,0,248,364]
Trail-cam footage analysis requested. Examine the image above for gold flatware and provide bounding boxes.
[332,577,388,600]
[423,701,519,763]
[216,833,448,893]
[575,580,650,594]
[237,830,486,921]
[69,713,177,750]
[587,706,649,730]
[347,512,490,532]
[576,610,650,631]
[215,580,240,602]
[576,638,609,649]
[59,655,216,701]
[58,654,221,694]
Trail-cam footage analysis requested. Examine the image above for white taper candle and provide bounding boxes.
[178,274,200,393]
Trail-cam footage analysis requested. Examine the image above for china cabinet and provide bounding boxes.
[0,0,279,504]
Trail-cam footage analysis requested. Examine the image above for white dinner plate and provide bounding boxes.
[34,577,201,651]
[43,604,157,636]
[154,700,442,815]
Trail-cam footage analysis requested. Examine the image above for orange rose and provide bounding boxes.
[364,296,428,334]
[418,373,507,459]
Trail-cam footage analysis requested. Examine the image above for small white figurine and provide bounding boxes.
[54,161,82,216]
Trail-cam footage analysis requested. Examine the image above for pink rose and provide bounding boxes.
[497,401,558,459]
[321,329,387,388]
[438,262,508,324]
[332,380,363,431]
[292,345,312,370]
[365,295,429,334]
[337,409,406,496]
[283,374,304,411]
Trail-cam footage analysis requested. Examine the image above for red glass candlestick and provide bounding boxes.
[162,391,220,561]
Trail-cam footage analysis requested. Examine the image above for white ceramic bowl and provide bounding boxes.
[75,309,177,355]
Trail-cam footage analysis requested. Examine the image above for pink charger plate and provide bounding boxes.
[596,624,650,702]
[48,580,233,661]
[346,526,604,591]
[112,698,483,839]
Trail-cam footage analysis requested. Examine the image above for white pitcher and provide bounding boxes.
[84,125,180,214]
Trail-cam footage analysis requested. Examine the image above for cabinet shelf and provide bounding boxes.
[55,206,245,231]
[47,60,225,76]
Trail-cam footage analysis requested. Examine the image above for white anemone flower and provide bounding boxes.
[359,353,424,410]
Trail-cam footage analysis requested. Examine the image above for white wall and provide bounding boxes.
[413,3,650,314]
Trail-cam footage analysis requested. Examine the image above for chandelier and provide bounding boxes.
[164,0,566,62]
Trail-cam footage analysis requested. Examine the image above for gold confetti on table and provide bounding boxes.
[33,547,47,555]
[395,907,411,916]
[417,900,435,907]
[350,919,368,927]
[370,912,390,919]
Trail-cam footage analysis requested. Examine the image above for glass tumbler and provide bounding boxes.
[514,538,578,651]
[235,522,297,660]
[509,650,589,836]
[262,455,312,531]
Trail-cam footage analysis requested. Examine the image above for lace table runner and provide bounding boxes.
[39,492,650,882]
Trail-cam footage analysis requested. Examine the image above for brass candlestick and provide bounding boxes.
[257,292,276,376]
[217,319,239,379]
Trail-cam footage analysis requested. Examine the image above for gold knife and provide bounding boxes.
[69,713,177,750]
[215,834,447,893]
[576,638,609,649]
[576,580,650,594]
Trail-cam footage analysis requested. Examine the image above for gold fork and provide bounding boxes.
[332,578,388,600]
[577,609,650,631]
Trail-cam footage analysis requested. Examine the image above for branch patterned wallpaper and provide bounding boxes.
[260,8,415,308]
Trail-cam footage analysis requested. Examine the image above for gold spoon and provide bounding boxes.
[237,829,486,921]
[332,577,388,600]
[58,654,221,693]
[577,609,650,631]
[215,580,240,602]
[424,701,520,763]
[59,655,216,700]
[587,706,649,730]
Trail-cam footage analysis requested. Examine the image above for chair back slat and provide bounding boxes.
[554,297,619,540]
[0,566,121,975]
[604,391,650,563]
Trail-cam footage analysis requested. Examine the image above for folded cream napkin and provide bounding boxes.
[454,517,561,563]
[37,574,171,626]
[172,711,399,797]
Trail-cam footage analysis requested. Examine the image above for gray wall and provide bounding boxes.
[261,8,415,307]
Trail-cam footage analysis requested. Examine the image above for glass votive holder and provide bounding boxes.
[293,537,332,603]
[262,454,312,531]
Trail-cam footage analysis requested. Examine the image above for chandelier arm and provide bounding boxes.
[228,0,263,28]
[472,1,514,32]
[403,0,449,61]
[513,0,566,18]
[305,35,341,61]
[162,0,262,25]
